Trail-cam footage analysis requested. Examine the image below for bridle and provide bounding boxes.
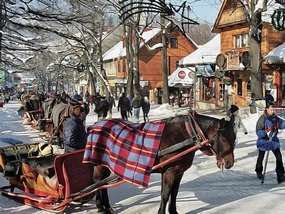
[185,112,235,159]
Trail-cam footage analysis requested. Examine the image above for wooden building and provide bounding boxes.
[212,0,285,107]
[103,24,197,102]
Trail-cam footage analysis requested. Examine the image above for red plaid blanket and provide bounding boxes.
[83,119,165,187]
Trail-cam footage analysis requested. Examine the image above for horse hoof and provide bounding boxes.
[106,207,115,214]
[97,208,115,214]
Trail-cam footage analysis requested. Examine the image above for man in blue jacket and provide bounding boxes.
[63,104,87,152]
[255,102,285,183]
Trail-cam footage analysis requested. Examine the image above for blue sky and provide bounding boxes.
[173,0,222,25]
[190,0,222,24]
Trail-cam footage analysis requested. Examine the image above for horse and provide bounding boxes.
[92,112,237,214]
[19,93,45,126]
[94,95,115,120]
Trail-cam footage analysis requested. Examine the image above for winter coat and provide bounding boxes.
[63,116,87,150]
[233,114,247,134]
[118,96,131,112]
[141,99,150,114]
[132,96,142,108]
[256,113,285,151]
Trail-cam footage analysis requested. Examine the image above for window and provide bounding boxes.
[169,37,178,48]
[233,33,249,48]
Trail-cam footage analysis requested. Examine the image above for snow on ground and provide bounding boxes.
[1,102,285,213]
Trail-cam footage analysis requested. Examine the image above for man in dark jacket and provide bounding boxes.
[255,102,285,183]
[63,104,87,152]
[141,96,150,122]
[117,92,131,120]
[265,90,274,106]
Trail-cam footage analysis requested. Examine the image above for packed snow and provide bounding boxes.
[1,102,285,214]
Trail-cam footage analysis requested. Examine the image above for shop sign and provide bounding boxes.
[227,51,240,70]
[216,53,227,69]
[178,70,186,79]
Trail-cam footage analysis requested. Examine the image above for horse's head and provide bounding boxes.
[195,114,236,169]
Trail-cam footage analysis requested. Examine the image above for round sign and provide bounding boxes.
[178,70,186,79]
[241,51,251,67]
[216,54,227,69]
[188,71,192,78]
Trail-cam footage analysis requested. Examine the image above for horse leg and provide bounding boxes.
[168,173,184,214]
[158,168,176,214]
[93,166,113,213]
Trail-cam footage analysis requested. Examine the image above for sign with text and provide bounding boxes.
[227,51,240,70]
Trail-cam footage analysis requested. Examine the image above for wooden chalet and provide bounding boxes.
[102,24,198,103]
[212,0,285,107]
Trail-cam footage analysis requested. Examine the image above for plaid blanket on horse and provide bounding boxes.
[83,119,165,187]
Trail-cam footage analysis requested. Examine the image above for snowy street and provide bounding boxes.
[1,102,285,214]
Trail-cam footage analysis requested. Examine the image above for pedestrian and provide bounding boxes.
[127,95,133,117]
[265,90,274,106]
[4,93,10,104]
[141,96,150,122]
[63,103,87,152]
[255,102,285,183]
[228,105,248,136]
[117,92,131,120]
[73,91,83,102]
[85,90,90,104]
[132,94,142,123]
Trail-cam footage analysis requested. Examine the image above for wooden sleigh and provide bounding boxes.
[0,135,210,213]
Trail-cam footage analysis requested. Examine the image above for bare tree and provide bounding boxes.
[239,0,268,98]
[2,0,117,97]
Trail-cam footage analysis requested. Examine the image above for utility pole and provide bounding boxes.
[161,0,170,104]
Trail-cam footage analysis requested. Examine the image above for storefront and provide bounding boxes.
[168,67,194,107]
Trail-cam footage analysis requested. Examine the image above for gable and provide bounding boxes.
[213,0,248,33]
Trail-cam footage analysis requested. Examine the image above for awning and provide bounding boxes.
[264,42,285,64]
[168,67,195,87]
[195,64,215,77]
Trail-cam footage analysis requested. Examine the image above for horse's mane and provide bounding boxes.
[161,113,221,124]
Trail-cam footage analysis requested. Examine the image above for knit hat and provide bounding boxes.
[229,105,239,114]
[265,101,274,109]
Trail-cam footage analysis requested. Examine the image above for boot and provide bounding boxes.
[256,172,264,180]
[277,175,285,184]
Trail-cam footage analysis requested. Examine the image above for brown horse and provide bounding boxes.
[93,112,237,214]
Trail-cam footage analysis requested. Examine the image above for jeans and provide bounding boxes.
[133,107,140,123]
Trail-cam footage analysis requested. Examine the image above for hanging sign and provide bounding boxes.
[178,70,186,79]
[227,51,240,70]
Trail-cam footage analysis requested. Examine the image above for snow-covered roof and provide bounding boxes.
[179,34,220,66]
[264,42,285,64]
[103,28,161,61]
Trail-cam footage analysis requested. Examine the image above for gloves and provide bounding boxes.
[263,134,270,141]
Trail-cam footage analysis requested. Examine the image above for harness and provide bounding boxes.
[156,111,234,170]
